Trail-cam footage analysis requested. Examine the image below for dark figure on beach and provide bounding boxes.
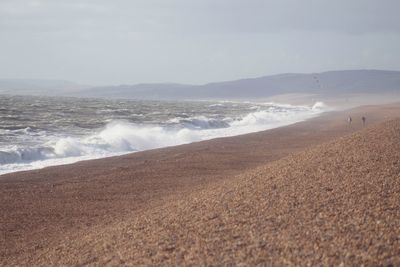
[348,116,352,126]
[362,116,366,127]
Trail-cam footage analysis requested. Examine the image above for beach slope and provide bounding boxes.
[1,103,400,265]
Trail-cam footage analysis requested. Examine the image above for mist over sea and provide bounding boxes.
[0,95,327,174]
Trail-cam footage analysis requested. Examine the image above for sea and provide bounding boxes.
[0,94,328,175]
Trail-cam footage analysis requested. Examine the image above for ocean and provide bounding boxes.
[0,95,327,174]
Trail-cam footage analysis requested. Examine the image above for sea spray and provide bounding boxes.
[0,95,329,174]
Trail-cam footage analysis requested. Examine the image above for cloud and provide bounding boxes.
[2,0,400,34]
[0,0,399,84]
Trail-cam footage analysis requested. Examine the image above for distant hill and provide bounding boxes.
[2,70,400,100]
[76,70,400,100]
[0,79,89,96]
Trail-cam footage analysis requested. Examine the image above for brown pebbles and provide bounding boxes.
[1,103,400,266]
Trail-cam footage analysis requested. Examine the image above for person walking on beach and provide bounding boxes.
[348,116,352,126]
[362,116,366,127]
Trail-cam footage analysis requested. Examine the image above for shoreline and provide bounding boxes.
[1,102,400,265]
[0,101,327,176]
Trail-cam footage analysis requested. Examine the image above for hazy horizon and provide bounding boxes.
[1,68,399,87]
[1,0,400,85]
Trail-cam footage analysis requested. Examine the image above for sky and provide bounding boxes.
[1,0,400,85]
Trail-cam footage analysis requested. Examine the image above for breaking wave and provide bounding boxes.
[0,101,328,174]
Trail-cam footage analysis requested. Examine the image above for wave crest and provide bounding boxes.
[0,101,328,173]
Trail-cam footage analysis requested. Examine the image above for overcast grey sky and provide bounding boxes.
[1,0,400,85]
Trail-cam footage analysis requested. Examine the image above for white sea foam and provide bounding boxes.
[312,101,327,110]
[0,101,329,175]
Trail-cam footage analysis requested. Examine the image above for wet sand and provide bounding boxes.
[1,103,400,266]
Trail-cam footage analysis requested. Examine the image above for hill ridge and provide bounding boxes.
[78,69,400,100]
